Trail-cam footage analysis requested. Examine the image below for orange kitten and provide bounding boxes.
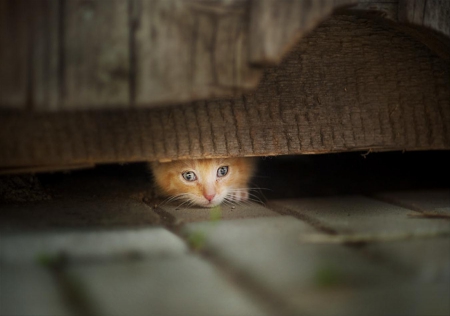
[150,158,256,208]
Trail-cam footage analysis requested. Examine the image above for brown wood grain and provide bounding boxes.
[396,0,450,61]
[0,0,29,109]
[399,0,450,38]
[30,0,60,111]
[62,0,130,109]
[134,0,261,106]
[1,0,450,111]
[1,15,449,168]
[248,0,358,65]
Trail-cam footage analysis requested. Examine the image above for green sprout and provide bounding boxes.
[187,230,207,250]
[209,205,222,222]
[186,206,222,251]
[35,252,65,268]
[314,264,344,287]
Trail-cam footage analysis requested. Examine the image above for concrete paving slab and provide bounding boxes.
[0,228,187,264]
[0,198,160,231]
[270,196,450,236]
[290,284,450,316]
[0,265,70,316]
[364,238,450,283]
[184,217,402,294]
[184,217,449,315]
[159,201,279,223]
[375,189,450,215]
[68,255,269,316]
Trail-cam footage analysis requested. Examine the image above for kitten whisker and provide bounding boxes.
[160,196,181,205]
[151,157,256,208]
[248,198,266,206]
[248,192,265,201]
[226,187,266,205]
[222,198,235,206]
[176,199,194,209]
[162,195,185,205]
[162,193,196,207]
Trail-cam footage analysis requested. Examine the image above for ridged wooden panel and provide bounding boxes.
[1,16,449,169]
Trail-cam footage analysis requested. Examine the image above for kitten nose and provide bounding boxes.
[204,193,216,202]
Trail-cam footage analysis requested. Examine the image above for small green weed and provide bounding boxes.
[314,264,344,287]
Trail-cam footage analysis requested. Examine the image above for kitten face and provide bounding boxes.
[150,158,255,208]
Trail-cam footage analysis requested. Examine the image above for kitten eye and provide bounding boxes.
[217,166,229,177]
[182,171,197,182]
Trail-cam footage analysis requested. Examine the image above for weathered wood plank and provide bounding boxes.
[134,0,261,106]
[61,0,130,109]
[248,0,358,65]
[0,0,29,109]
[397,0,450,60]
[399,0,450,38]
[0,15,449,168]
[347,1,399,21]
[30,0,60,111]
[2,0,450,111]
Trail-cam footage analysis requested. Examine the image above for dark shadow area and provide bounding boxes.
[31,149,450,201]
[255,150,450,199]
[11,150,450,202]
[1,150,449,231]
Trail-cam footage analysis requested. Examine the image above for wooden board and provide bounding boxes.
[1,15,449,169]
[248,0,357,65]
[61,0,130,109]
[399,0,450,38]
[30,0,60,111]
[397,0,450,60]
[134,0,261,106]
[0,0,29,109]
[7,0,449,110]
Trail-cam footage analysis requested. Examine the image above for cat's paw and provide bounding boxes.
[230,190,249,202]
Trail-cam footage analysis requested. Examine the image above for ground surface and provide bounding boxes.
[1,152,449,315]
